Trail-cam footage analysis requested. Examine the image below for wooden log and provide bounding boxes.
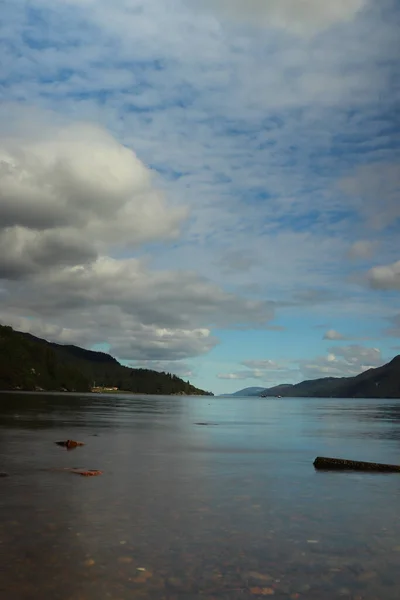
[314,456,400,473]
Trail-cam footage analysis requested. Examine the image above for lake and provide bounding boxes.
[1,393,400,600]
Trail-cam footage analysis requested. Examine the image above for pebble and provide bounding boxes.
[250,587,275,596]
[167,576,185,589]
[133,570,152,583]
[118,556,133,564]
[84,559,95,567]
[338,587,351,596]
[246,572,272,582]
[358,571,377,581]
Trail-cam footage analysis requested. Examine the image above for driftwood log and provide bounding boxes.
[314,456,400,473]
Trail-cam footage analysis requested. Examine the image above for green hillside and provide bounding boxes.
[0,324,212,396]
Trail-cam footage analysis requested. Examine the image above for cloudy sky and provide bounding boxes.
[0,0,399,394]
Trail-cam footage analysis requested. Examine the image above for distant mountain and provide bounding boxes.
[220,386,266,397]
[259,356,400,399]
[0,324,213,396]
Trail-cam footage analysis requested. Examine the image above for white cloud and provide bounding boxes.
[218,358,297,383]
[217,249,260,273]
[0,228,97,279]
[0,107,279,363]
[385,314,400,338]
[299,344,383,378]
[340,163,400,230]
[198,0,366,35]
[241,359,286,370]
[110,325,216,361]
[323,329,346,340]
[347,240,378,260]
[366,260,400,290]
[2,256,274,327]
[217,371,265,380]
[219,344,386,386]
[0,254,275,360]
[0,114,187,278]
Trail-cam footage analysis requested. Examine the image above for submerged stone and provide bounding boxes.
[69,469,102,477]
[55,440,85,449]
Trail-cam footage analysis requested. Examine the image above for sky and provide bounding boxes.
[0,0,399,395]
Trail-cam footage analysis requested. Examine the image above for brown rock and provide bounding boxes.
[246,572,272,583]
[118,556,133,564]
[84,559,95,567]
[134,571,152,583]
[55,440,85,449]
[250,588,275,596]
[69,469,102,477]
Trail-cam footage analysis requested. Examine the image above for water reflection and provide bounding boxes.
[1,393,400,599]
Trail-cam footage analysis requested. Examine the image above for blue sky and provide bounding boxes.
[0,0,399,394]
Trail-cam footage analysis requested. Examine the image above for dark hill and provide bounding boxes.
[0,324,212,396]
[220,386,266,397]
[260,356,400,398]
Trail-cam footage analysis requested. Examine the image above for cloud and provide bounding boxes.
[0,228,97,280]
[220,344,386,385]
[218,358,296,382]
[2,256,275,327]
[217,370,266,380]
[0,253,275,360]
[385,314,400,338]
[299,344,384,378]
[0,114,187,279]
[340,163,400,231]
[290,289,341,306]
[347,240,378,260]
[241,359,286,370]
[366,260,400,291]
[109,326,216,361]
[198,0,366,35]
[217,249,260,273]
[1,311,217,361]
[0,108,279,364]
[322,329,375,342]
[323,329,346,340]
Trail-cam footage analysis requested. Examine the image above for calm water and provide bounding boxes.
[1,393,400,600]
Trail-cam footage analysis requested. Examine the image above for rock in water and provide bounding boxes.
[55,440,85,449]
[69,469,102,477]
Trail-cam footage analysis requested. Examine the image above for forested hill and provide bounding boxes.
[259,355,400,399]
[0,324,213,396]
